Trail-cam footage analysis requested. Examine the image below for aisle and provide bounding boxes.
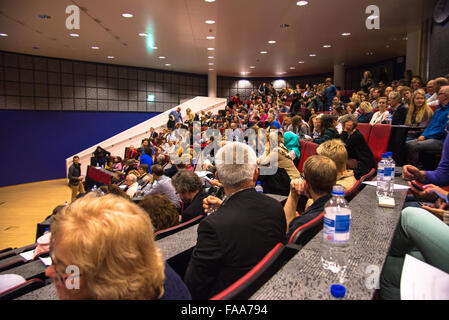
[0,179,70,249]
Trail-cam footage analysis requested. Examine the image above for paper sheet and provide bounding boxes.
[363,181,410,190]
[39,257,52,267]
[0,274,26,294]
[19,249,35,261]
[401,254,449,300]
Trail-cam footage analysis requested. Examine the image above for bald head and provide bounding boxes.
[438,85,449,106]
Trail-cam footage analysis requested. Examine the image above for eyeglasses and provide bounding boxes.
[49,241,80,283]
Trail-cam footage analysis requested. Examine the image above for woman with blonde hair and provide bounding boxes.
[405,89,434,128]
[357,101,374,123]
[290,115,310,139]
[45,194,191,300]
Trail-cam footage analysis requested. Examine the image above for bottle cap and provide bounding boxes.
[256,181,261,185]
[382,153,388,158]
[330,284,346,298]
[332,185,345,196]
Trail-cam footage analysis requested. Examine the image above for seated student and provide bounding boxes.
[339,114,376,180]
[313,114,339,145]
[405,86,449,168]
[171,170,209,223]
[184,142,286,300]
[370,97,389,125]
[284,155,337,240]
[125,145,139,160]
[380,203,449,300]
[45,194,191,300]
[405,89,434,140]
[317,139,357,191]
[140,147,154,172]
[388,91,408,125]
[258,130,300,196]
[111,156,123,172]
[142,165,182,210]
[283,131,301,168]
[138,194,179,232]
[92,146,111,166]
[124,174,139,198]
[137,164,152,185]
[357,101,374,124]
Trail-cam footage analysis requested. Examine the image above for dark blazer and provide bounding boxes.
[184,188,286,299]
[313,128,339,145]
[340,129,375,180]
[181,189,208,223]
[391,104,407,125]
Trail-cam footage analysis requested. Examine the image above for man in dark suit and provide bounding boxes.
[184,142,286,299]
[339,114,376,180]
[149,127,158,139]
[388,91,407,125]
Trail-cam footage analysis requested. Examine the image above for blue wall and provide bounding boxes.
[0,110,159,187]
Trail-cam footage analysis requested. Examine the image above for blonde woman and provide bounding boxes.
[370,97,389,125]
[357,101,374,123]
[405,89,434,128]
[45,194,191,300]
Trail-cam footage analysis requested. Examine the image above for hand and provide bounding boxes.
[418,136,426,141]
[290,178,306,199]
[408,181,438,202]
[203,196,223,214]
[402,165,425,182]
[421,205,447,219]
[78,176,83,181]
[423,184,449,201]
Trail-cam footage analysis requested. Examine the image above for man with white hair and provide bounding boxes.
[184,142,287,300]
[124,174,139,198]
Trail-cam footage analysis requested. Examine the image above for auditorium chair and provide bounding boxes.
[357,123,372,142]
[297,142,318,172]
[344,168,377,202]
[288,212,325,246]
[0,278,45,300]
[210,243,299,300]
[0,258,26,272]
[154,215,205,241]
[278,113,288,124]
[368,124,392,164]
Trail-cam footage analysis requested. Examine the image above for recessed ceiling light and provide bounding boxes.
[268,40,276,44]
[260,51,268,54]
[0,33,8,37]
[151,46,158,50]
[298,61,305,64]
[205,0,216,2]
[206,36,215,40]
[69,33,79,37]
[107,56,114,59]
[249,66,255,69]
[241,72,250,75]
[208,63,214,65]
[207,48,215,51]
[342,32,351,36]
[158,56,166,59]
[122,13,133,18]
[91,46,100,50]
[138,33,147,37]
[165,63,171,66]
[290,67,295,70]
[296,1,308,6]
[209,68,214,71]
[309,54,316,57]
[208,56,214,59]
[277,72,287,75]
[205,20,215,24]
[323,45,332,48]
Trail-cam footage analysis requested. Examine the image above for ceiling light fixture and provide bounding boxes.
[323,45,332,48]
[0,33,8,37]
[207,47,215,51]
[208,63,214,65]
[268,40,276,44]
[249,66,255,69]
[152,46,158,50]
[159,56,166,59]
[91,46,100,49]
[309,54,316,57]
[290,67,295,70]
[205,0,216,2]
[122,13,133,18]
[342,32,351,36]
[208,56,214,59]
[69,33,79,37]
[298,61,305,64]
[206,36,215,40]
[205,20,216,24]
[165,63,171,66]
[296,1,309,6]
[209,68,215,71]
[260,51,268,54]
[107,56,114,59]
[138,33,148,37]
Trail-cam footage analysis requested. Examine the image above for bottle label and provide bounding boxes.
[324,209,351,243]
[384,167,392,178]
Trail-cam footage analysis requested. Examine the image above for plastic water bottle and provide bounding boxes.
[377,153,392,198]
[91,185,97,193]
[255,181,263,193]
[386,152,396,181]
[137,186,142,197]
[321,185,351,287]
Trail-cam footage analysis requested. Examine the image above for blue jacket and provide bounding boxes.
[140,154,153,173]
[425,133,449,186]
[422,103,449,141]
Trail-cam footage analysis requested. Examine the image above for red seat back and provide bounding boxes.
[298,142,318,172]
[357,123,372,142]
[368,124,392,164]
[278,113,288,125]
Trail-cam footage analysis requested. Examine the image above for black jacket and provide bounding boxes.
[340,129,375,180]
[68,163,82,186]
[180,189,209,223]
[313,128,339,145]
[184,188,286,299]
[391,104,407,125]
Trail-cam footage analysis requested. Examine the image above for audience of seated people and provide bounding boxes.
[138,194,180,232]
